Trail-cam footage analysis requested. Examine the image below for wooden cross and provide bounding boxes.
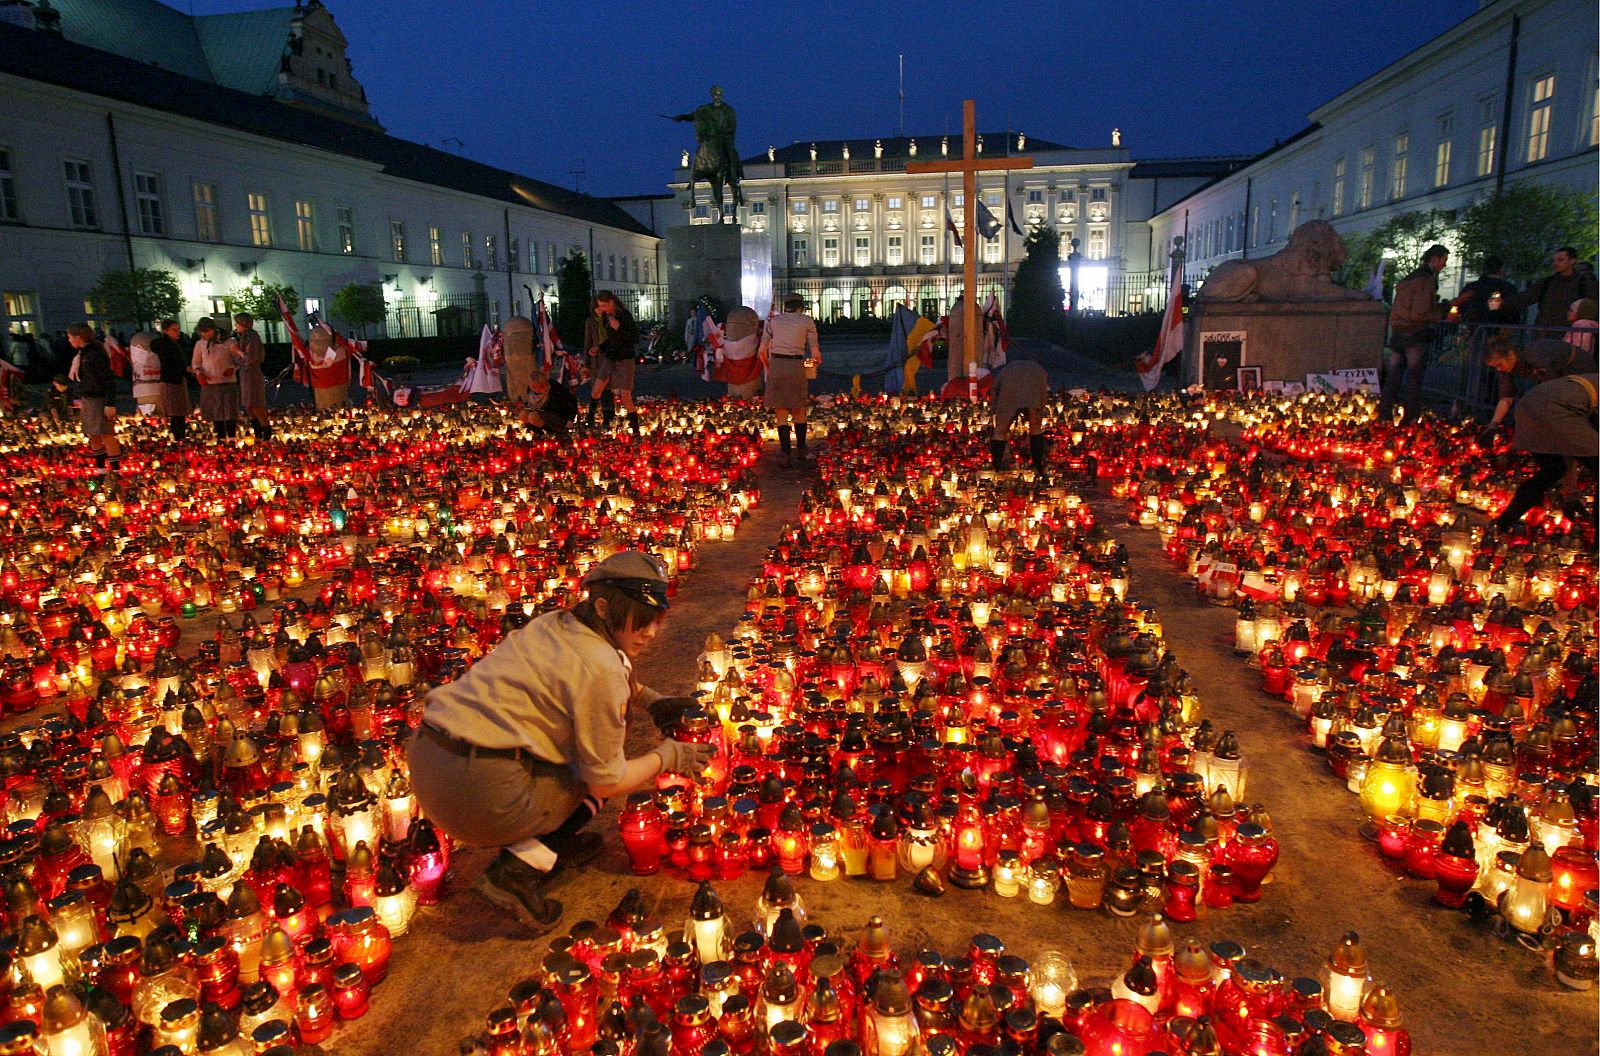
[906,99,1032,398]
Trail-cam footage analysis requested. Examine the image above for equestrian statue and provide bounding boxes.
[664,85,743,219]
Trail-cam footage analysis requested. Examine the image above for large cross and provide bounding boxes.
[907,99,1032,399]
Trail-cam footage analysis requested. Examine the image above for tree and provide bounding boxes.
[330,282,388,336]
[225,277,298,341]
[1007,228,1067,339]
[1456,184,1599,282]
[1337,209,1457,293]
[555,251,592,348]
[86,267,183,329]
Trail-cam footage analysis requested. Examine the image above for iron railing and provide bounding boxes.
[1417,321,1596,416]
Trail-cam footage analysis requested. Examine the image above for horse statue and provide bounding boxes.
[665,85,743,219]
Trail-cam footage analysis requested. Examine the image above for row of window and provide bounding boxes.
[1188,74,1597,260]
[0,154,651,282]
[790,225,1109,268]
[1329,73,1590,218]
[787,187,1109,215]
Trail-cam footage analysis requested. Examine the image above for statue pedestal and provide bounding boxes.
[1185,300,1388,389]
[665,223,772,331]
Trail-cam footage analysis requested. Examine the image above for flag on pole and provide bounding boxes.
[276,295,312,385]
[1004,195,1024,237]
[974,198,1001,240]
[1134,272,1184,391]
[464,325,503,394]
[883,304,939,394]
[944,208,963,248]
[1365,258,1386,301]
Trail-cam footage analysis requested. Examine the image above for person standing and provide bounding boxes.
[1378,244,1448,421]
[586,291,640,436]
[1513,247,1600,329]
[233,313,270,440]
[190,318,242,439]
[759,293,821,465]
[405,552,712,933]
[1493,373,1599,532]
[1452,256,1520,326]
[66,323,120,473]
[307,327,350,410]
[718,304,763,399]
[128,331,165,418]
[151,319,191,440]
[988,359,1051,472]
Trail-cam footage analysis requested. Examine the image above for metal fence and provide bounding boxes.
[374,285,670,339]
[1418,321,1597,416]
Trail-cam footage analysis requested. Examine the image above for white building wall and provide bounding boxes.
[0,72,659,340]
[1151,0,1597,293]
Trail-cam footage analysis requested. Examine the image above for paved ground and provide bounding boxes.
[327,431,1592,1056]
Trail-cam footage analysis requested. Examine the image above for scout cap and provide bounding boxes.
[583,551,670,611]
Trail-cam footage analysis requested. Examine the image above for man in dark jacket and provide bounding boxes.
[1452,256,1520,326]
[151,319,190,440]
[1514,247,1600,329]
[1377,244,1448,421]
[67,322,120,472]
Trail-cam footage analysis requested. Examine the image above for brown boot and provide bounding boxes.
[475,850,564,934]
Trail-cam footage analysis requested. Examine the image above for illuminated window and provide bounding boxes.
[1390,133,1408,199]
[887,196,902,209]
[247,192,271,246]
[887,234,903,264]
[1288,192,1300,233]
[1434,113,1453,187]
[462,231,474,267]
[920,233,936,264]
[336,206,354,254]
[390,220,406,262]
[1477,97,1497,177]
[295,200,316,251]
[853,198,869,211]
[919,195,935,209]
[1527,74,1555,162]
[192,182,218,242]
[792,200,809,213]
[853,235,870,266]
[429,225,442,266]
[792,238,809,266]
[485,234,498,271]
[821,236,839,267]
[1358,146,1374,210]
[983,235,1001,263]
[1331,158,1346,217]
[822,200,839,213]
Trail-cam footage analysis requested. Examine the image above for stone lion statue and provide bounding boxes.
[1198,220,1372,302]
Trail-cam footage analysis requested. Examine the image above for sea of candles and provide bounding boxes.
[0,401,763,1048]
[621,397,1281,916]
[465,885,1420,1056]
[1093,391,1597,986]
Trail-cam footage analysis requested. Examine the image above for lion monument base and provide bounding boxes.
[1187,220,1388,389]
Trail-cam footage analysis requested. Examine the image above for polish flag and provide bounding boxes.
[1135,274,1184,391]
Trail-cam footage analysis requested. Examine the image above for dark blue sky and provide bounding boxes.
[192,0,1482,197]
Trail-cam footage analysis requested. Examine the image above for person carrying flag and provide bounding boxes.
[151,319,191,440]
[719,304,763,399]
[308,326,351,409]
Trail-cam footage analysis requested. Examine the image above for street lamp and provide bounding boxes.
[186,259,213,298]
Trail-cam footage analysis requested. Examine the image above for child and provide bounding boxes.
[66,324,120,472]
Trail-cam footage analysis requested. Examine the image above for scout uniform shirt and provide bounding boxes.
[421,610,661,789]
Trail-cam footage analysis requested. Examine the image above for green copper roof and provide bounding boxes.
[193,8,296,97]
[50,0,213,83]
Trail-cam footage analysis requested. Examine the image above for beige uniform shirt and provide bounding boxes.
[759,311,820,360]
[422,610,659,788]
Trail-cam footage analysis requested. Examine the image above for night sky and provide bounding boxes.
[188,0,1483,197]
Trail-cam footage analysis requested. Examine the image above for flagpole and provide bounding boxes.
[1002,169,1011,311]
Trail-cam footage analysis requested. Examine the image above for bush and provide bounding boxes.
[381,355,421,376]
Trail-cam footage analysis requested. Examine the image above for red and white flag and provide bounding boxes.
[1135,273,1184,391]
[277,296,312,385]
